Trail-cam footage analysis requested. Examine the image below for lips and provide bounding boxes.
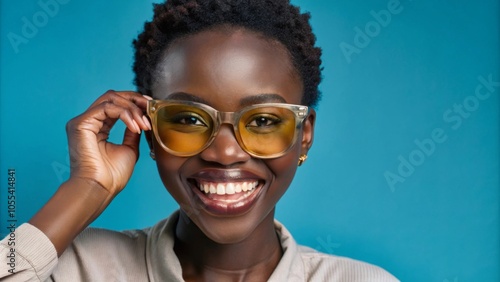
[187,169,265,216]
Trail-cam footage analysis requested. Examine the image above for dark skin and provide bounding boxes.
[29,26,315,282]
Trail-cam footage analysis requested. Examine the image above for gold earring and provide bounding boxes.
[297,154,308,166]
[150,151,156,160]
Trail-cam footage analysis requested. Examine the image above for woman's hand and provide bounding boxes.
[66,90,151,196]
[29,90,152,256]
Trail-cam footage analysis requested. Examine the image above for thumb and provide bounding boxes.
[122,128,141,160]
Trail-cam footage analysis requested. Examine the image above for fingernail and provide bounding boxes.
[132,119,141,134]
[142,95,153,100]
[142,115,151,130]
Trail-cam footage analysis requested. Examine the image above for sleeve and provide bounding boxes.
[0,223,58,282]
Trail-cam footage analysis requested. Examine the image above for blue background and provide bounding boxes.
[1,1,498,281]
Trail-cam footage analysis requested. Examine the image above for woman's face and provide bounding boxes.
[149,27,315,244]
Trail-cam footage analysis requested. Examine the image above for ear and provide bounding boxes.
[301,108,316,155]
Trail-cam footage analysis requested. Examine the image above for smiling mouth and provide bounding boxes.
[188,178,264,215]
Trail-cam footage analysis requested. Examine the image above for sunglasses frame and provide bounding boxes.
[147,100,309,159]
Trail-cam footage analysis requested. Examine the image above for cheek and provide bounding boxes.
[154,145,191,204]
[265,145,301,202]
[155,151,206,217]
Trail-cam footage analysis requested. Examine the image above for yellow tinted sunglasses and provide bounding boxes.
[147,100,309,159]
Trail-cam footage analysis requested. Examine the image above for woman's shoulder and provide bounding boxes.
[53,226,152,281]
[273,220,399,281]
[53,215,180,281]
[296,246,399,281]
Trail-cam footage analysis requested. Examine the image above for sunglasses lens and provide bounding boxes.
[156,104,214,155]
[238,106,296,157]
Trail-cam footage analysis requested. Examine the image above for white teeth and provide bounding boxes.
[226,183,235,194]
[216,184,225,195]
[198,181,259,195]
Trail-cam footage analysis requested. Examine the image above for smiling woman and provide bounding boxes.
[0,1,399,281]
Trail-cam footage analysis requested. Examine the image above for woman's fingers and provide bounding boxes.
[86,90,151,132]
[70,98,149,138]
[88,90,147,110]
[68,102,136,139]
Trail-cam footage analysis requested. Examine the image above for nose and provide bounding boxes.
[199,125,251,165]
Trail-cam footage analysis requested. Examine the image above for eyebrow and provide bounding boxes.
[166,92,210,104]
[239,94,287,107]
[165,92,286,106]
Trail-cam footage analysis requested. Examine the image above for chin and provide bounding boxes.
[188,206,275,245]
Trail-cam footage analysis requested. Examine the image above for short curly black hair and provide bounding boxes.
[133,0,322,107]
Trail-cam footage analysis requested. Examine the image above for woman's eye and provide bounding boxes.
[180,116,203,125]
[170,113,207,126]
[247,115,281,127]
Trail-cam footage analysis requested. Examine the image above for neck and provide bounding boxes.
[173,210,283,281]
